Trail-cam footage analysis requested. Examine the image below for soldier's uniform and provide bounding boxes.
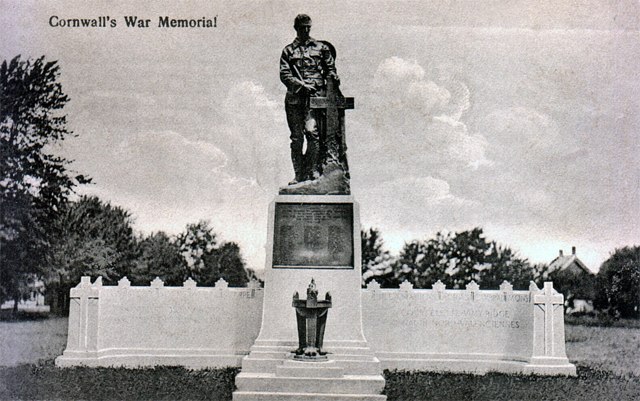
[280,37,337,182]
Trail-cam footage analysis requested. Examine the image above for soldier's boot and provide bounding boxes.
[289,150,305,185]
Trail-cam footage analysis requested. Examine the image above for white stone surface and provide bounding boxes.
[56,276,575,376]
[235,195,387,401]
[254,195,368,348]
[362,280,576,375]
[55,277,263,368]
[276,360,344,378]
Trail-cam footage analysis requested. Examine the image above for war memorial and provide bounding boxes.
[56,14,576,401]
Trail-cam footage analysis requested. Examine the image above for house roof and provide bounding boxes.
[548,254,593,275]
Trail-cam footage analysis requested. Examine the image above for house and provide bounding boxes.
[0,278,50,314]
[548,247,596,314]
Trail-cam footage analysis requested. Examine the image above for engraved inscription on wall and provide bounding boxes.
[273,203,354,268]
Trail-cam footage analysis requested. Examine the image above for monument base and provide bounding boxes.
[233,195,386,400]
[235,353,385,400]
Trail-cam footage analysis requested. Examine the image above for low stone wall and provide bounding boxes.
[56,276,263,368]
[57,277,575,375]
[362,280,575,375]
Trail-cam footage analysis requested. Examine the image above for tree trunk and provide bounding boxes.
[12,297,19,318]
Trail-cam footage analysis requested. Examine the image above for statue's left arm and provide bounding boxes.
[321,44,339,83]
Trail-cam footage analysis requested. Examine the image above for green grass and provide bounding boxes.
[565,313,640,329]
[0,317,638,400]
[0,317,68,367]
[0,364,239,401]
[383,365,639,401]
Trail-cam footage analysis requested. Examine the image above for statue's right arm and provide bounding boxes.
[280,49,300,91]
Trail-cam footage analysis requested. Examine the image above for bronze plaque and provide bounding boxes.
[273,203,354,268]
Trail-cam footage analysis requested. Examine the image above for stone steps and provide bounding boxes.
[332,359,382,375]
[276,360,344,378]
[235,373,385,395]
[233,391,387,401]
[240,353,382,375]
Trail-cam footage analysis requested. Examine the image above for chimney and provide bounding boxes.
[559,249,563,257]
[572,246,576,255]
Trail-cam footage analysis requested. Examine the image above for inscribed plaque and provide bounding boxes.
[273,203,354,268]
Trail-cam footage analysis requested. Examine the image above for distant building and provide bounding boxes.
[0,278,50,314]
[548,247,596,314]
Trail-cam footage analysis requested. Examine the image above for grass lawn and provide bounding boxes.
[0,317,638,400]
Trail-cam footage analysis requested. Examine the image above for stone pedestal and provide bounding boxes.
[233,195,386,401]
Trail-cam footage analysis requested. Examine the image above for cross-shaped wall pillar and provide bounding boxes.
[64,276,101,354]
[525,281,575,374]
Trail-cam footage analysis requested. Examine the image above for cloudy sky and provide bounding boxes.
[2,0,638,273]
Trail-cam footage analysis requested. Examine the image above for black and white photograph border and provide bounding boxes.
[1,1,638,400]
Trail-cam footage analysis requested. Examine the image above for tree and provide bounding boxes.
[361,227,396,287]
[394,228,535,290]
[479,243,534,290]
[46,196,137,312]
[594,246,640,318]
[442,228,490,288]
[395,230,489,289]
[0,55,89,312]
[548,266,596,311]
[362,228,385,269]
[532,263,552,288]
[204,242,250,287]
[177,220,218,276]
[130,231,187,286]
[176,220,251,287]
[395,233,451,288]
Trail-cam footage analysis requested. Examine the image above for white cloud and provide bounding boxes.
[74,81,293,270]
[480,107,577,161]
[358,176,478,242]
[213,81,290,189]
[431,115,491,169]
[360,57,491,178]
[100,130,228,203]
[374,57,425,83]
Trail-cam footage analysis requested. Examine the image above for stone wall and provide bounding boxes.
[56,277,575,375]
[362,280,575,375]
[56,276,263,368]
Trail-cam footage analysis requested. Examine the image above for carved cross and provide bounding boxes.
[309,78,354,166]
[534,282,564,355]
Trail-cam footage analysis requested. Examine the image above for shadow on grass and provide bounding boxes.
[0,310,51,321]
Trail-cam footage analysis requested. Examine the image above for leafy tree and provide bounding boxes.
[394,228,535,290]
[362,228,385,268]
[46,196,136,312]
[479,243,534,290]
[441,228,490,288]
[395,230,490,289]
[395,234,451,288]
[361,227,396,287]
[177,220,218,274]
[176,220,250,287]
[548,265,596,311]
[203,242,249,287]
[0,55,89,311]
[246,268,264,287]
[532,263,551,288]
[594,246,640,318]
[130,231,187,286]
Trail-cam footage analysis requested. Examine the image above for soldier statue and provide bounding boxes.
[280,14,341,185]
